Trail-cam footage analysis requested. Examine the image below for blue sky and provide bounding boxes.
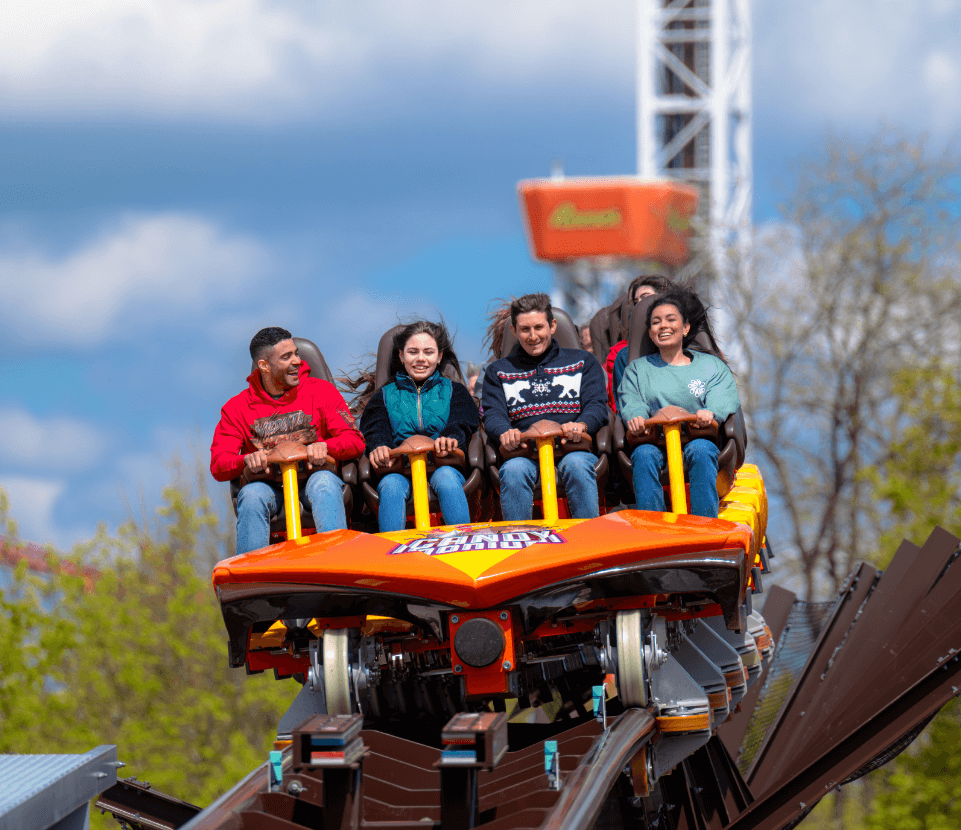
[2,0,961,551]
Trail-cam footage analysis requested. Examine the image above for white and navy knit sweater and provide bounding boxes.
[481,340,608,439]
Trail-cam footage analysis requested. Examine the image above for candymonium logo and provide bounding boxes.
[389,527,565,556]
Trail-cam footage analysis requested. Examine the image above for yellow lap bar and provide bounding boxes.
[409,452,431,530]
[281,461,302,540]
[663,424,687,514]
[536,438,559,523]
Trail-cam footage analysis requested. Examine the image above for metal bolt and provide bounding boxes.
[288,781,305,795]
[503,661,512,670]
[454,664,462,673]
[799,802,806,809]
[500,611,509,620]
[451,615,459,624]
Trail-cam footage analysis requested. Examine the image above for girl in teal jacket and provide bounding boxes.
[360,321,479,531]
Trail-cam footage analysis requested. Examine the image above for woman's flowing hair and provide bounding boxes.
[482,300,512,358]
[645,286,728,364]
[341,319,463,415]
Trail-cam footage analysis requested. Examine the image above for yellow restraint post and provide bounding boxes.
[280,461,303,540]
[536,438,559,523]
[662,424,688,515]
[409,452,431,530]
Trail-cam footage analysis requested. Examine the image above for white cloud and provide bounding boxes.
[756,0,961,133]
[0,475,91,551]
[0,0,634,121]
[0,409,105,472]
[0,214,272,345]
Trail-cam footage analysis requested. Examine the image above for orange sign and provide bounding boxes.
[518,178,698,265]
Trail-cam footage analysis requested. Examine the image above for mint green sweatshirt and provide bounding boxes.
[618,351,740,423]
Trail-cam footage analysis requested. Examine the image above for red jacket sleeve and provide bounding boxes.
[605,342,626,412]
[210,402,249,482]
[314,381,365,461]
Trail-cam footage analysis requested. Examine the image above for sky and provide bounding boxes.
[2,0,961,551]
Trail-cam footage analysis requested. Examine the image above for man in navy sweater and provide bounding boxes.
[481,293,608,520]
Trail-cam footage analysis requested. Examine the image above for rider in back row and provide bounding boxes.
[209,282,740,548]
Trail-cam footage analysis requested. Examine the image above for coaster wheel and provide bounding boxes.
[615,609,649,707]
[323,628,353,714]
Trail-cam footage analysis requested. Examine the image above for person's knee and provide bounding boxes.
[685,439,719,465]
[631,444,663,471]
[559,451,596,482]
[431,465,464,489]
[500,458,535,486]
[309,470,343,493]
[236,482,275,515]
[377,473,407,498]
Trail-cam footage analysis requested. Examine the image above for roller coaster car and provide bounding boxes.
[228,337,357,540]
[482,308,612,519]
[212,396,772,794]
[357,324,487,527]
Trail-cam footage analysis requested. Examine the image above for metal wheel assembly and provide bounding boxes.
[323,628,353,714]
[615,609,649,707]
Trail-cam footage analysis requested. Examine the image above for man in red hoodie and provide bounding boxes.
[211,327,365,554]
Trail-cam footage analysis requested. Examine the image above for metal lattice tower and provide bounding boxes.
[550,0,751,325]
[637,0,752,282]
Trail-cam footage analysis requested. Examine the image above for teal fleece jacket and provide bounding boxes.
[618,351,740,423]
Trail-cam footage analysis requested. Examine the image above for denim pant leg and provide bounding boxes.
[235,481,281,554]
[684,439,720,518]
[557,451,599,519]
[376,473,411,532]
[303,470,348,532]
[430,465,470,525]
[499,457,539,521]
[631,444,667,512]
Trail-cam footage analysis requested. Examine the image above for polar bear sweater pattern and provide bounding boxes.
[481,340,608,439]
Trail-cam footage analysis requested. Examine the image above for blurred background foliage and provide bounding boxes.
[0,479,299,816]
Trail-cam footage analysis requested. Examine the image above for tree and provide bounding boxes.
[724,128,961,598]
[0,483,299,811]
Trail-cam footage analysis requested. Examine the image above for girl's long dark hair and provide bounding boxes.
[645,287,727,364]
[388,320,463,381]
[342,320,463,415]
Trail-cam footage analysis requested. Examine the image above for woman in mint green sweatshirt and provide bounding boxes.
[618,288,740,518]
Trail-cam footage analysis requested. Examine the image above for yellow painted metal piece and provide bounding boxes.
[409,451,431,530]
[718,500,760,558]
[663,424,687,514]
[280,461,302,540]
[536,437,559,523]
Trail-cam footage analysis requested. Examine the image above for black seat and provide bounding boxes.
[358,325,485,526]
[482,307,612,516]
[613,297,747,501]
[230,337,356,538]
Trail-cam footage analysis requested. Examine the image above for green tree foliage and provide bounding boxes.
[852,356,961,828]
[0,484,299,809]
[866,361,961,563]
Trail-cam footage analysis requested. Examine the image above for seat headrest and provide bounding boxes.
[373,324,466,391]
[499,307,581,359]
[627,296,722,363]
[249,336,335,384]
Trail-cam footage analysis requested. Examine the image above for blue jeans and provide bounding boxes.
[499,451,599,521]
[235,470,347,554]
[376,466,469,532]
[631,439,719,518]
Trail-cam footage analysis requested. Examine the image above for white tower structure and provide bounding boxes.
[636,0,752,283]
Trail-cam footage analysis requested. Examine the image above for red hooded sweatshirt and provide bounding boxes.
[210,362,364,482]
